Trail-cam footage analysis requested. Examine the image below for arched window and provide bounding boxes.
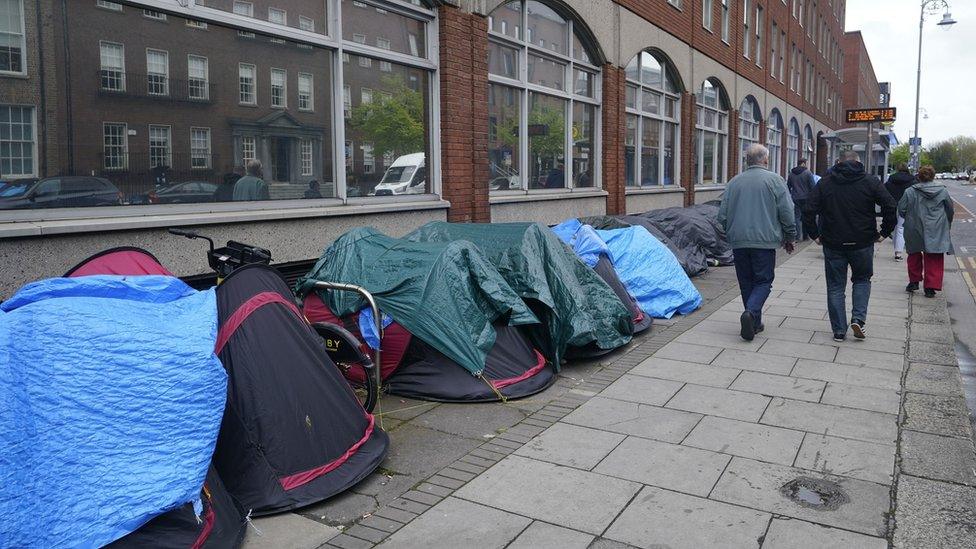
[766,109,784,176]
[624,50,682,187]
[804,124,815,169]
[787,118,800,169]
[738,96,762,169]
[695,79,729,185]
[487,0,602,192]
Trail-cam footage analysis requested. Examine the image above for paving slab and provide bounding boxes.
[766,305,827,320]
[410,402,527,440]
[819,382,901,415]
[900,430,976,486]
[682,415,804,466]
[791,359,902,391]
[712,348,797,375]
[604,486,770,549]
[300,492,379,528]
[506,522,594,549]
[708,309,787,326]
[834,347,905,372]
[513,423,625,470]
[752,324,818,343]
[810,331,907,353]
[729,371,826,402]
[762,517,887,549]
[793,433,895,485]
[759,339,838,362]
[910,304,951,325]
[243,513,341,549]
[761,398,897,445]
[562,396,702,443]
[455,455,641,535]
[905,363,965,397]
[710,457,891,536]
[629,357,741,388]
[377,497,530,548]
[909,321,956,345]
[594,436,731,497]
[665,384,771,422]
[653,341,723,364]
[903,392,973,438]
[599,374,684,406]
[676,328,765,352]
[907,340,958,366]
[893,475,976,549]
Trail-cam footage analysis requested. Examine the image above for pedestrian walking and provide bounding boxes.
[898,165,954,298]
[787,158,816,241]
[885,163,915,261]
[233,159,271,201]
[718,144,797,341]
[802,151,897,341]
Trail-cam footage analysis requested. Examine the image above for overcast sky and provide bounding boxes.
[845,0,974,145]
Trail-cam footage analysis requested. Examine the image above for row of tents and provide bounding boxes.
[0,204,732,547]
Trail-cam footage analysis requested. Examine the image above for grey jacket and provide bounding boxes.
[787,167,816,202]
[718,165,797,250]
[897,183,954,254]
[232,175,270,201]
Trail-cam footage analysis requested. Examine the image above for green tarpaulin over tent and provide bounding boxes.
[295,227,539,376]
[405,222,633,366]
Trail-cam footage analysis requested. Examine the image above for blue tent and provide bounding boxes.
[0,275,227,548]
[594,226,702,318]
[551,219,613,268]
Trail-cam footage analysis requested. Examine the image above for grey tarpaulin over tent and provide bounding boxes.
[635,202,734,266]
[581,215,710,277]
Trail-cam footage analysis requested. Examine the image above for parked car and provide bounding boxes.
[0,178,38,199]
[370,153,426,196]
[0,176,123,210]
[130,181,219,204]
[957,172,971,181]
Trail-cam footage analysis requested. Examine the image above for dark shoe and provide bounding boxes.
[906,282,919,292]
[924,288,937,298]
[850,320,866,340]
[895,253,904,262]
[833,333,847,342]
[755,323,765,334]
[740,310,756,341]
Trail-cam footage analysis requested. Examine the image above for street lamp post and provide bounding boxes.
[912,0,957,173]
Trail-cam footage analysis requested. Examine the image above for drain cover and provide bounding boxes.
[780,477,850,510]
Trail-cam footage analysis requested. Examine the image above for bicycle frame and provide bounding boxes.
[308,281,383,397]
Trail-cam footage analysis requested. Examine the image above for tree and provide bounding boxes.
[919,136,976,173]
[889,144,930,170]
[349,76,426,162]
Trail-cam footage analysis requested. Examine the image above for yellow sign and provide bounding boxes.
[846,108,897,124]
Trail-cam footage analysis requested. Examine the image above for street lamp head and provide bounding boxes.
[937,11,957,28]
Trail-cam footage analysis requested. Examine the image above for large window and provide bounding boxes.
[721,0,730,42]
[146,49,169,96]
[100,42,125,91]
[787,117,800,169]
[487,0,601,192]
[804,124,814,168]
[188,55,209,101]
[695,79,728,186]
[624,51,681,187]
[766,109,783,176]
[103,122,128,170]
[0,105,34,177]
[0,0,25,74]
[738,97,761,169]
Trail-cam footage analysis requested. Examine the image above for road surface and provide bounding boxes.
[943,180,976,438]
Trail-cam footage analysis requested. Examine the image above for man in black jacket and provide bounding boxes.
[803,151,897,341]
[885,164,915,261]
[787,159,816,240]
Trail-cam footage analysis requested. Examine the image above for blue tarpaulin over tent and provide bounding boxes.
[551,220,613,268]
[0,275,227,548]
[594,226,702,318]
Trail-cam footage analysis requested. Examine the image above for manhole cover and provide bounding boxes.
[779,477,850,510]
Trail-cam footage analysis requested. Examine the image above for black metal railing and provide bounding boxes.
[96,71,216,104]
[95,152,223,201]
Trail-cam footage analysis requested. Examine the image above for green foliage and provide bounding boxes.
[349,76,425,160]
[497,103,566,158]
[927,136,976,173]
[889,144,930,170]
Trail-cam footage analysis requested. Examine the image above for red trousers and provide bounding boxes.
[908,252,945,290]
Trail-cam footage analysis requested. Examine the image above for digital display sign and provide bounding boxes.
[846,108,897,123]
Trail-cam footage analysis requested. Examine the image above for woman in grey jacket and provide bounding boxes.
[898,166,954,297]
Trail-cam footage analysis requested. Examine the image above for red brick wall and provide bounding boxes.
[728,108,740,177]
[602,65,627,215]
[438,5,490,223]
[680,91,696,206]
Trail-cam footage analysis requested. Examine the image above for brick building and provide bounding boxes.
[841,30,882,126]
[0,0,880,294]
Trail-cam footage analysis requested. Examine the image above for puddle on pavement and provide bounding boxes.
[954,339,976,440]
[780,477,850,510]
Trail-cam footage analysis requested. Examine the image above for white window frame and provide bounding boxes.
[766,110,784,176]
[695,81,728,186]
[738,98,761,169]
[148,124,172,169]
[190,127,212,169]
[298,72,313,111]
[787,118,800,169]
[299,15,315,32]
[703,0,713,31]
[142,9,166,20]
[270,67,287,108]
[300,138,314,176]
[742,0,751,59]
[96,1,122,11]
[102,122,128,171]
[343,84,351,118]
[99,41,125,91]
[145,48,169,96]
[624,51,681,188]
[187,54,209,100]
[721,0,730,43]
[239,63,256,105]
[0,105,37,178]
[487,0,602,194]
[232,1,253,17]
[268,7,286,25]
[241,135,256,164]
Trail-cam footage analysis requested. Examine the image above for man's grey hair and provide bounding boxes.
[745,144,769,167]
[841,150,861,162]
[245,159,263,176]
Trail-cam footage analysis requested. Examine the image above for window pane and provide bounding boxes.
[642,90,660,114]
[488,83,520,191]
[210,0,327,34]
[573,69,592,97]
[488,41,519,79]
[0,105,34,178]
[625,54,640,82]
[625,85,637,110]
[640,51,662,88]
[0,0,24,72]
[702,132,715,184]
[572,102,594,187]
[640,118,660,186]
[663,122,676,185]
[625,115,637,187]
[527,92,566,190]
[342,0,426,58]
[572,32,591,64]
[526,1,568,56]
[489,1,521,39]
[527,54,565,91]
[344,55,430,197]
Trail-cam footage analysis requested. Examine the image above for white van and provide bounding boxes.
[371,153,426,196]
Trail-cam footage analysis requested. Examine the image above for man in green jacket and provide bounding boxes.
[718,144,797,341]
[233,159,271,201]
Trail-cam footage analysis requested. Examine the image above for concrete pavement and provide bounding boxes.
[245,243,976,548]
